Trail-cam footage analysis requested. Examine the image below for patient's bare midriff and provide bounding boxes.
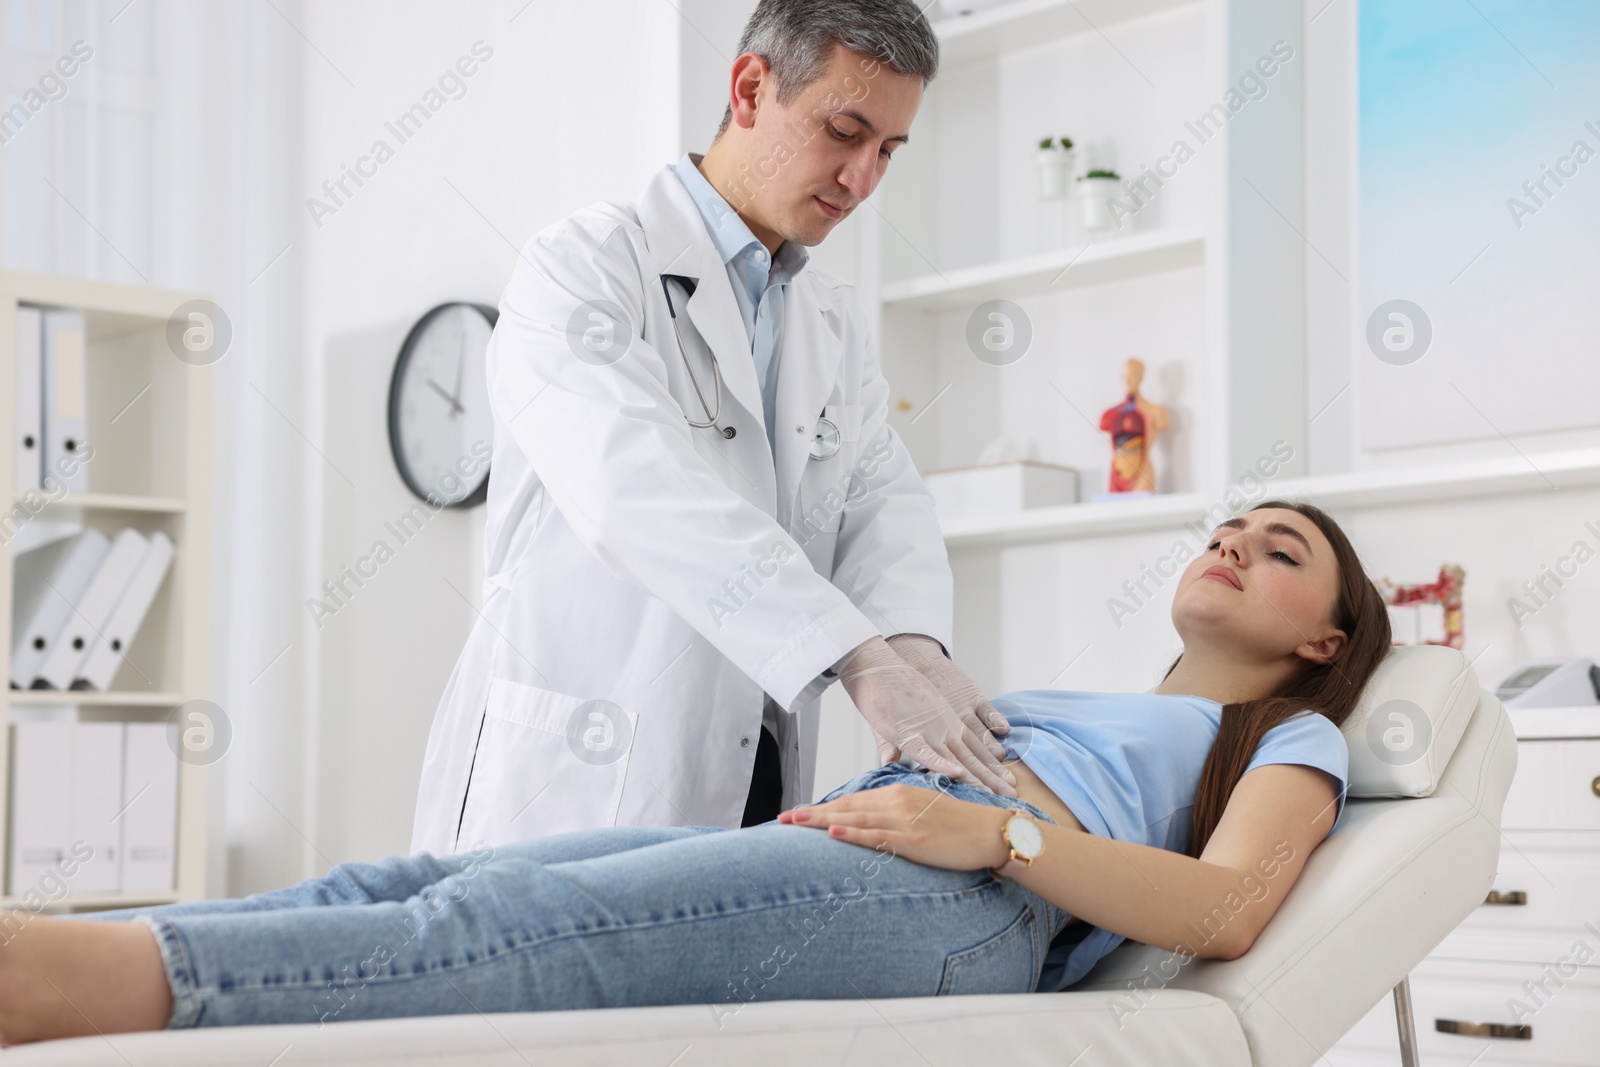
[1001,756,1087,835]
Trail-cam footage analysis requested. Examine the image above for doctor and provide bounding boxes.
[411,0,1014,856]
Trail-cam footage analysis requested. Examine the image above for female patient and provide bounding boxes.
[0,500,1390,1041]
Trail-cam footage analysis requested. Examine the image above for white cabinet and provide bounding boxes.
[0,271,213,910]
[1329,711,1600,1065]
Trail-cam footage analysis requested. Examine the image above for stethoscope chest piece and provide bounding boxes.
[809,416,841,460]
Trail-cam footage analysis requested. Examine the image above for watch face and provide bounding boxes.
[389,303,497,506]
[1006,813,1044,858]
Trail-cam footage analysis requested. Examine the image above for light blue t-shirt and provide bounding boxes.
[990,689,1350,991]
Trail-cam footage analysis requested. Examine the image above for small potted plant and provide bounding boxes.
[1035,136,1076,200]
[1076,167,1123,230]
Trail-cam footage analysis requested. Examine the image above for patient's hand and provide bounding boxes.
[778,784,1011,873]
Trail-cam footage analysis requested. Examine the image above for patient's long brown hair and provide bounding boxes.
[1171,500,1391,858]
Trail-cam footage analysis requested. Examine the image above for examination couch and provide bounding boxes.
[11,644,1515,1066]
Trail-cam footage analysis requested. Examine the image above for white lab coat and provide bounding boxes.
[409,161,954,856]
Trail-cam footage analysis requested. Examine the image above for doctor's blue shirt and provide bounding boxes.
[671,151,809,457]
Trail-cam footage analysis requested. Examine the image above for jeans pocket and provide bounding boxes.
[936,906,1039,996]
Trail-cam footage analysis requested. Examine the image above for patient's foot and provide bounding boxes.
[0,910,172,1044]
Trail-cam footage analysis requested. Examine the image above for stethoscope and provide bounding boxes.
[660,273,839,460]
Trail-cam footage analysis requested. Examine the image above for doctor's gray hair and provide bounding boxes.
[714,0,940,139]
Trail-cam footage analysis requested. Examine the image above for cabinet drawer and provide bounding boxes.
[1332,958,1600,1066]
[1434,831,1600,962]
[1503,740,1600,830]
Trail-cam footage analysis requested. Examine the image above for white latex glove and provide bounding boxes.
[837,637,1017,797]
[887,633,1011,760]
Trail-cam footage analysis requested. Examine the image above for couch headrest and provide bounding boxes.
[1340,644,1479,798]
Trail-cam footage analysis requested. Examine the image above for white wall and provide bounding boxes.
[297,0,688,874]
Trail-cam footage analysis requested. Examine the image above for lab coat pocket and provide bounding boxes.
[454,676,637,850]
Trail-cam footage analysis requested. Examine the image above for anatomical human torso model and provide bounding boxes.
[1098,358,1170,494]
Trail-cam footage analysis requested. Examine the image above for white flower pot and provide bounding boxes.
[1075,176,1124,230]
[1034,148,1075,200]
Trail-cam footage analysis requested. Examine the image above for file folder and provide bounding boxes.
[9,529,111,689]
[15,306,42,491]
[34,528,147,690]
[41,308,88,494]
[121,723,178,893]
[71,722,124,893]
[72,532,175,692]
[7,722,73,896]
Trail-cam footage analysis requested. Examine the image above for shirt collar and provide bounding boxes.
[672,152,809,281]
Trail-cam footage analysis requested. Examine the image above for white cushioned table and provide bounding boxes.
[7,646,1516,1066]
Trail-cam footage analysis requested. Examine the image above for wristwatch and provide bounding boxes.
[989,811,1045,881]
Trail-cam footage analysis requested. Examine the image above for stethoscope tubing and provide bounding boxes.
[659,272,838,459]
[661,274,725,432]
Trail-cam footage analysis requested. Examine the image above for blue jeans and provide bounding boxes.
[86,765,1071,1029]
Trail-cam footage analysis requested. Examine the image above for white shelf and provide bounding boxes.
[933,0,1201,68]
[8,690,185,707]
[940,447,1600,548]
[880,229,1204,311]
[11,491,186,514]
[941,491,1209,548]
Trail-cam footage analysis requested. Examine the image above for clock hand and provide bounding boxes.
[426,378,464,415]
[453,327,467,403]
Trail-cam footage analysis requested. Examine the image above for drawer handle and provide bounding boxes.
[1435,1019,1532,1040]
[1592,774,1599,797]
[1483,890,1526,906]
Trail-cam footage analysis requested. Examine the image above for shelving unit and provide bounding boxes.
[0,269,212,910]
[864,0,1340,527]
[870,0,1233,498]
[14,492,187,515]
[940,446,1600,548]
[881,228,1205,311]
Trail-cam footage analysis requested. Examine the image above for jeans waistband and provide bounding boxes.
[822,763,1059,826]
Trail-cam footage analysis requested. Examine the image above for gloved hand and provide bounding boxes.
[887,632,1011,761]
[837,637,1017,797]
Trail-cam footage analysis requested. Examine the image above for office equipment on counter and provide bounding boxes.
[1494,657,1600,708]
[33,528,147,690]
[73,532,175,692]
[14,305,42,491]
[40,307,88,493]
[9,529,110,690]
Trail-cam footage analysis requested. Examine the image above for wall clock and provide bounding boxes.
[387,302,497,507]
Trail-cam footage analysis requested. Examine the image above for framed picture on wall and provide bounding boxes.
[1358,0,1600,450]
